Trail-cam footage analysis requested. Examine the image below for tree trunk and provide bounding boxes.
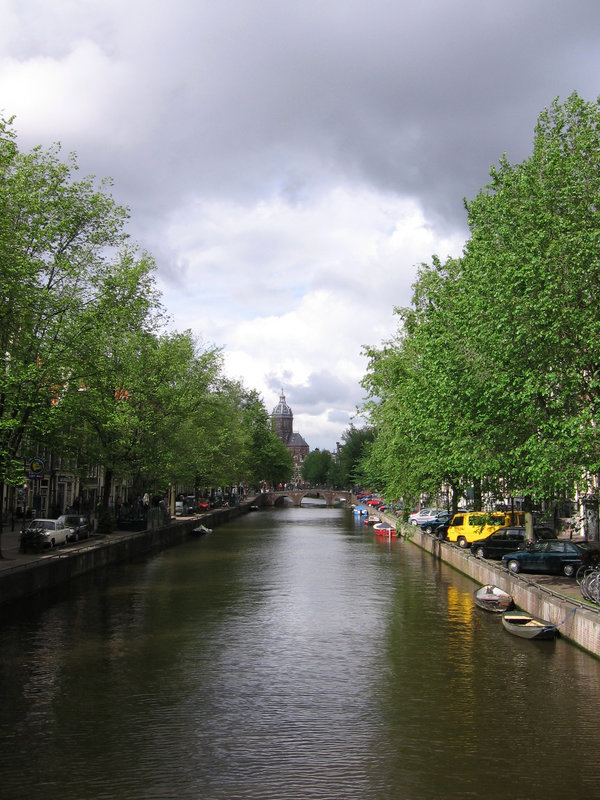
[102,467,113,511]
[472,478,482,511]
[583,495,599,541]
[0,480,4,559]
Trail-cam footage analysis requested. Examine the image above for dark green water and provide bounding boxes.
[1,506,600,800]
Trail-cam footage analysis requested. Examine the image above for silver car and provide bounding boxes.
[408,508,440,526]
[24,518,71,548]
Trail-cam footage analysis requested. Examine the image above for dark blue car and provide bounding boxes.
[501,540,600,578]
[419,511,453,535]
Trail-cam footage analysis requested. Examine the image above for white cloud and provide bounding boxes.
[157,185,464,448]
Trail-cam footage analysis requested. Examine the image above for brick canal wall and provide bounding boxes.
[386,516,600,659]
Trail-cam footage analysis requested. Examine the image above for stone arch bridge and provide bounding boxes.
[258,489,353,508]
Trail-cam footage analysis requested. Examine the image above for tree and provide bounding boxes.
[361,92,600,528]
[463,92,600,507]
[0,117,130,551]
[361,256,484,509]
[334,424,374,488]
[301,449,333,485]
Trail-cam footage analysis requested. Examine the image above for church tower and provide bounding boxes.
[271,390,309,475]
[271,390,293,444]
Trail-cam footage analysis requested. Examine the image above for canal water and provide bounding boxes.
[2,505,600,800]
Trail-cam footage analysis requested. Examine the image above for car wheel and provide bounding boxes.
[474,546,486,559]
[424,525,433,535]
[457,536,468,549]
[507,559,520,574]
[410,520,418,526]
[562,563,576,578]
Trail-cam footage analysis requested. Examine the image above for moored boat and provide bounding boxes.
[501,611,559,640]
[364,515,380,525]
[373,522,396,537]
[191,524,212,536]
[473,584,514,613]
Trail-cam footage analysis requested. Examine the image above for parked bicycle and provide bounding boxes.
[577,564,600,604]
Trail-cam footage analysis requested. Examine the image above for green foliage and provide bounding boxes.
[334,424,374,487]
[0,116,130,493]
[301,449,333,485]
[361,92,600,507]
[95,508,115,534]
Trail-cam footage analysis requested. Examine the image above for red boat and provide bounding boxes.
[373,522,396,537]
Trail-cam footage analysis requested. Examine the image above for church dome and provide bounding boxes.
[272,391,293,418]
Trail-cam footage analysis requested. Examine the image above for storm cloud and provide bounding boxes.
[2,0,599,447]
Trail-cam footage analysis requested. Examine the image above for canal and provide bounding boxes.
[1,505,600,800]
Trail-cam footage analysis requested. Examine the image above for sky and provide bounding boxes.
[1,1,600,450]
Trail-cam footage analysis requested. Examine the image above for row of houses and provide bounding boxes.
[6,449,130,522]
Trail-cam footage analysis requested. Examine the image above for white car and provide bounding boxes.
[23,518,71,547]
[408,508,440,526]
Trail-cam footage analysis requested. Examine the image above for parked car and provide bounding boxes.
[197,498,210,510]
[366,497,383,506]
[408,508,440,526]
[470,525,556,559]
[501,540,600,577]
[59,514,91,542]
[20,518,71,551]
[444,510,525,548]
[420,511,453,535]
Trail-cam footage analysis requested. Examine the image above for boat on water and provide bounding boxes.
[473,584,514,613]
[352,505,368,516]
[191,524,212,536]
[373,522,396,537]
[364,515,380,526]
[501,611,559,640]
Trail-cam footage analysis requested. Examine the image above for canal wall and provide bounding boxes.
[0,503,249,608]
[389,517,600,658]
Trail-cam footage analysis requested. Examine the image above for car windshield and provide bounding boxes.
[31,520,55,530]
[63,517,80,525]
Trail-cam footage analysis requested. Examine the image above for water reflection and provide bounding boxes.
[1,508,600,799]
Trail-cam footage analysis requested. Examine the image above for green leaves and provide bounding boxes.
[362,92,600,507]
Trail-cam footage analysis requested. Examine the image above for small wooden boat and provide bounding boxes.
[364,516,380,526]
[501,611,559,640]
[473,584,514,613]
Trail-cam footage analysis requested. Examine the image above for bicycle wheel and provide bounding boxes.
[576,564,595,583]
[580,570,599,602]
[584,571,600,605]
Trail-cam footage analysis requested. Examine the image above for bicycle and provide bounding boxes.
[577,564,600,604]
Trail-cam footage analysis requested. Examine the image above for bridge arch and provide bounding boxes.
[259,489,353,508]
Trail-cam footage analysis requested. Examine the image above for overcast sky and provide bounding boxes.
[2,1,599,449]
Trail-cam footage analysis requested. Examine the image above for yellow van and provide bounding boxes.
[445,511,525,549]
